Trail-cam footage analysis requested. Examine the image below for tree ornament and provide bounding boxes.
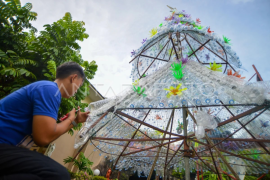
[164,83,187,98]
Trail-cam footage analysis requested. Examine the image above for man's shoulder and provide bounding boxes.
[27,81,61,98]
[27,81,59,92]
[29,80,57,88]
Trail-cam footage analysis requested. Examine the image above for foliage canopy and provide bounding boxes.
[0,0,98,135]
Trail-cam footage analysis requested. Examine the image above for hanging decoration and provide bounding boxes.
[223,35,231,45]
[208,61,222,72]
[149,28,158,37]
[132,85,147,97]
[227,69,245,79]
[164,83,187,98]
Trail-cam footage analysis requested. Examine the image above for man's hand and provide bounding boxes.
[32,108,89,147]
[66,108,76,123]
[75,106,90,123]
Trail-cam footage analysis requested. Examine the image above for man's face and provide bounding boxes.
[66,74,84,98]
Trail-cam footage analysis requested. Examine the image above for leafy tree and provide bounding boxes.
[0,0,98,135]
[93,176,107,180]
[199,171,230,180]
[171,167,184,179]
[64,152,94,176]
[0,0,38,96]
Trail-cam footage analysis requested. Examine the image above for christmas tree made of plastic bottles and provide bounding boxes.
[75,6,270,180]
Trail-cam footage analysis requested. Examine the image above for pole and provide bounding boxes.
[147,110,174,180]
[196,161,200,180]
[183,107,190,180]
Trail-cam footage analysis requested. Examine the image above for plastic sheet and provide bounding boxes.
[195,110,218,139]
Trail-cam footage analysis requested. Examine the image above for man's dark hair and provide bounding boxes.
[56,62,85,79]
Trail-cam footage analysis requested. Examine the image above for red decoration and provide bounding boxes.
[207,27,214,33]
[199,46,204,51]
[227,69,245,79]
[106,168,112,180]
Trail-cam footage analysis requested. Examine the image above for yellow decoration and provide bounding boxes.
[149,28,158,37]
[168,48,175,56]
[164,83,187,98]
[132,79,139,86]
[207,61,222,72]
[179,14,184,18]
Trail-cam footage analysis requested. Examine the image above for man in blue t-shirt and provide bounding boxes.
[0,62,90,180]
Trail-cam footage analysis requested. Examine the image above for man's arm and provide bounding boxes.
[32,109,76,147]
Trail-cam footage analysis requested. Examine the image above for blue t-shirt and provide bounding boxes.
[0,81,61,148]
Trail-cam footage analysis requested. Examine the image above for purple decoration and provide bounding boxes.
[205,53,210,61]
[174,17,180,24]
[260,120,270,128]
[182,10,185,12]
[184,14,191,18]
[128,141,135,147]
[131,50,135,56]
[141,38,147,44]
[181,55,189,64]
[164,17,168,21]
[222,141,238,150]
[171,16,175,20]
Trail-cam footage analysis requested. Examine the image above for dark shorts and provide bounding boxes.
[0,143,70,180]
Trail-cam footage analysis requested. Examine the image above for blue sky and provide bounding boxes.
[21,0,270,97]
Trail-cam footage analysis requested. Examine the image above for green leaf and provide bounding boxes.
[0,49,8,58]
[53,48,58,56]
[68,129,74,136]
[6,50,17,55]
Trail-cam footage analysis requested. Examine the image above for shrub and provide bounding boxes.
[67,170,92,180]
[93,176,107,180]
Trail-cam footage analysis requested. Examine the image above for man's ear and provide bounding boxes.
[70,74,78,83]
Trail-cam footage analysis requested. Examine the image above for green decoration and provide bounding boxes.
[186,49,195,57]
[172,71,184,80]
[132,85,147,97]
[176,121,183,133]
[170,62,185,80]
[250,149,260,160]
[223,35,231,45]
[159,23,163,27]
[197,25,203,30]
[170,62,185,71]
